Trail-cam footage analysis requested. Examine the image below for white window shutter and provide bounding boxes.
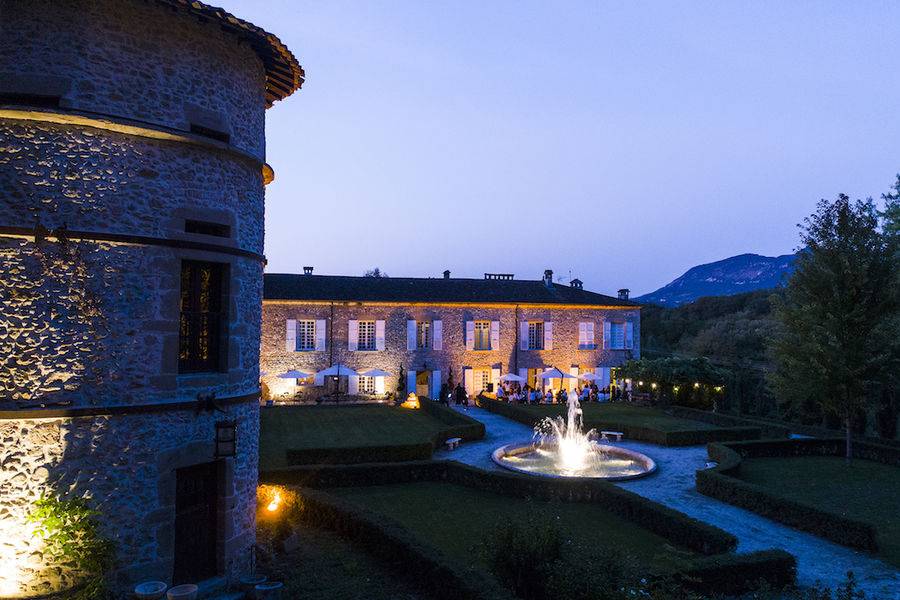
[465,321,475,350]
[348,320,359,351]
[490,320,499,350]
[315,319,326,351]
[348,375,359,395]
[431,370,441,399]
[518,368,528,385]
[374,376,385,394]
[491,367,501,390]
[407,369,417,395]
[569,366,579,391]
[375,320,386,350]
[603,321,611,349]
[433,320,443,351]
[625,322,634,350]
[314,372,325,386]
[285,319,296,352]
[519,321,529,351]
[597,366,610,389]
[544,321,553,350]
[407,319,416,351]
[463,367,473,397]
[587,322,595,347]
[578,322,586,347]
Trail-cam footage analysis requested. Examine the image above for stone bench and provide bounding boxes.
[600,430,623,442]
[445,437,462,450]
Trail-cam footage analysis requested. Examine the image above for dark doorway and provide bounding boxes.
[173,461,219,584]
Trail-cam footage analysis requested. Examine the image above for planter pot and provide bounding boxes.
[254,581,283,599]
[240,574,267,593]
[166,584,198,600]
[134,581,168,600]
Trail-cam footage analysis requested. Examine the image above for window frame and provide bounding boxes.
[416,321,431,349]
[359,376,376,394]
[357,320,377,351]
[609,322,626,350]
[527,321,544,351]
[473,320,491,351]
[178,260,229,374]
[296,319,316,351]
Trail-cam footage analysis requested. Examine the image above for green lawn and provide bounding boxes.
[260,405,453,469]
[259,521,426,599]
[735,456,900,566]
[513,403,716,432]
[331,481,697,574]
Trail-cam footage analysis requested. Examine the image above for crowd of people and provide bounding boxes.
[495,380,619,404]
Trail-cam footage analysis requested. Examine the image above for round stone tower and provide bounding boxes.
[0,0,303,595]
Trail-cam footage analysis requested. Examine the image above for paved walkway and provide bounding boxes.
[436,405,900,599]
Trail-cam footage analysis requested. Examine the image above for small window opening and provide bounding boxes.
[189,123,230,144]
[185,220,231,238]
[0,92,60,108]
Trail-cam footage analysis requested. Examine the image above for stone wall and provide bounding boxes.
[0,0,267,158]
[261,300,640,400]
[0,402,259,596]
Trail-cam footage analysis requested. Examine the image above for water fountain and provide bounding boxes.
[492,390,656,480]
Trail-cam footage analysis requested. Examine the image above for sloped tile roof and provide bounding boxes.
[264,274,638,307]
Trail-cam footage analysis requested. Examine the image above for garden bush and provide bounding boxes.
[669,406,791,439]
[677,549,796,595]
[285,442,433,465]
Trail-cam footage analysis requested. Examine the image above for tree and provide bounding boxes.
[875,176,900,438]
[363,267,389,277]
[769,194,894,459]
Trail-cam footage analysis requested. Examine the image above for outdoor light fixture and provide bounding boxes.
[694,382,700,388]
[215,420,237,458]
[266,491,281,512]
[651,383,657,389]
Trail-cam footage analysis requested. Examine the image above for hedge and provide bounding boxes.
[477,397,761,446]
[293,486,516,600]
[668,406,791,440]
[279,476,796,599]
[697,438,900,553]
[264,459,737,556]
[282,401,484,466]
[677,549,796,595]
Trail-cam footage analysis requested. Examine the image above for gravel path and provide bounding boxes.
[436,405,900,599]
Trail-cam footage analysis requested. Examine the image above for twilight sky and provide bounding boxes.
[226,1,900,295]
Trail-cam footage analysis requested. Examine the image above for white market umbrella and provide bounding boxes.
[499,373,526,383]
[277,370,311,379]
[539,367,574,380]
[579,373,599,381]
[360,368,393,378]
[315,364,359,378]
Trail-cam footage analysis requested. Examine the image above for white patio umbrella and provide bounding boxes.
[277,369,311,379]
[539,367,574,380]
[359,368,393,378]
[579,372,599,381]
[499,373,526,383]
[315,364,359,378]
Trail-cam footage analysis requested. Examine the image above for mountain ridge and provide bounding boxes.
[635,252,798,307]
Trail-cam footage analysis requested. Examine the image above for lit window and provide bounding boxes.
[297,320,316,351]
[474,321,491,350]
[609,323,625,349]
[358,320,376,351]
[416,321,431,349]
[359,376,375,394]
[528,321,544,350]
[475,368,491,392]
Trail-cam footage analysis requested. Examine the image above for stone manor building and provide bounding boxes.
[262,270,640,401]
[0,0,302,595]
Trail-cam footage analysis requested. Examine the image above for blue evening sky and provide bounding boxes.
[226,1,900,295]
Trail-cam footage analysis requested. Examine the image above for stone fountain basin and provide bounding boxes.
[491,442,657,481]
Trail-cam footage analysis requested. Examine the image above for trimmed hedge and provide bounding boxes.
[264,459,737,556]
[478,397,761,446]
[677,549,796,595]
[294,487,516,600]
[272,463,795,596]
[697,438,900,553]
[668,406,791,440]
[282,401,484,466]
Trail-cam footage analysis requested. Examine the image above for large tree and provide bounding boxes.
[769,194,893,458]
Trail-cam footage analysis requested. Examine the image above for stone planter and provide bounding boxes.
[166,584,198,600]
[134,581,168,600]
[254,581,283,599]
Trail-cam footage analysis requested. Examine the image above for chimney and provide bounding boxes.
[618,288,630,300]
[543,269,553,287]
[443,270,451,279]
[303,266,314,276]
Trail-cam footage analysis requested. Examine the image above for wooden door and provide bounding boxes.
[173,461,219,584]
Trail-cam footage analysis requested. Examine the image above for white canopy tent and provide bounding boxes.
[276,370,311,379]
[499,373,526,383]
[315,364,359,378]
[359,368,393,378]
[578,372,599,381]
[539,367,574,380]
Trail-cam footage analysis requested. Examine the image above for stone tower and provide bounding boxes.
[0,0,303,595]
